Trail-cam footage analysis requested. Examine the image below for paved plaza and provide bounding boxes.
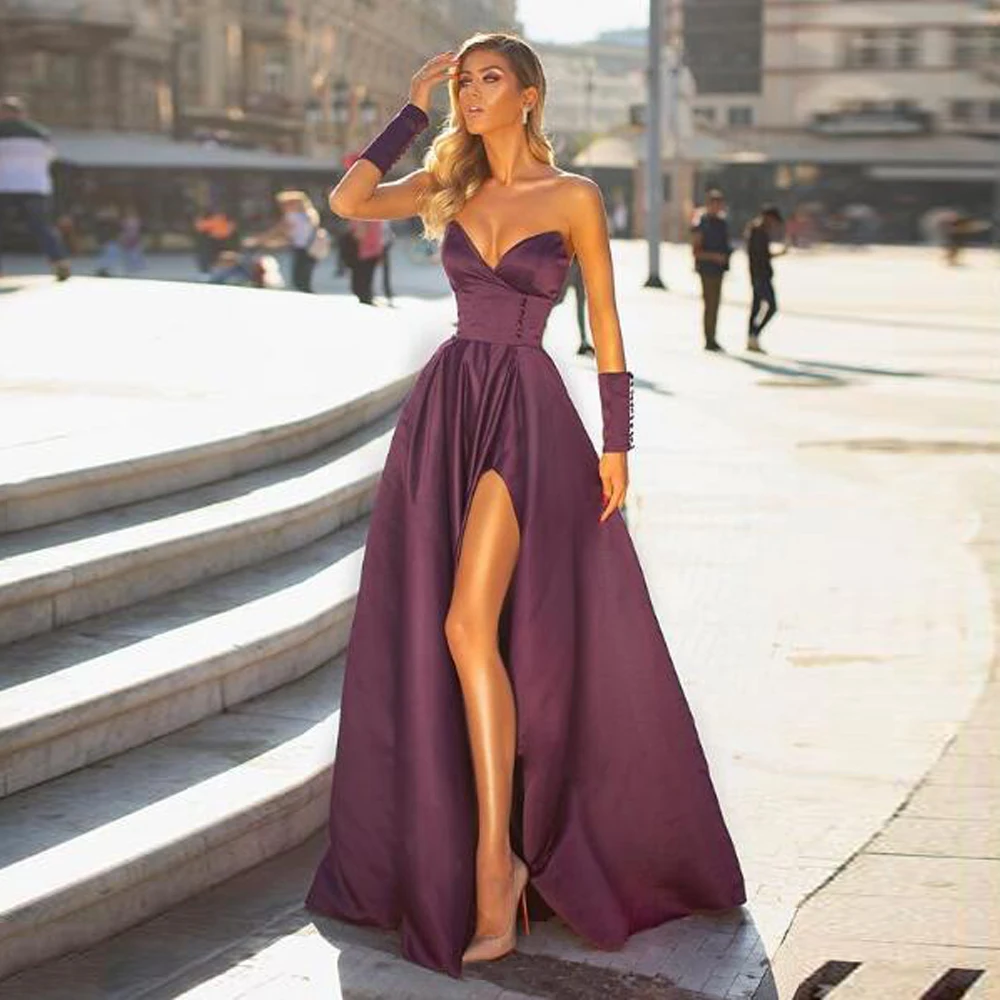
[0,242,997,998]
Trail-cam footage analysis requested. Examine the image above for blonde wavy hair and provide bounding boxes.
[418,32,556,241]
[276,189,320,227]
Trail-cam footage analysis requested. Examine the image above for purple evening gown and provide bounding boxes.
[305,219,746,977]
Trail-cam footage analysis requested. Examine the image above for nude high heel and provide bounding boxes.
[461,855,530,964]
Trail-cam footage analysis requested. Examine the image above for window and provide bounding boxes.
[896,29,919,68]
[953,26,1000,66]
[693,106,717,125]
[844,28,923,69]
[846,31,881,69]
[990,100,1000,123]
[950,100,974,123]
[953,27,975,67]
[728,106,753,127]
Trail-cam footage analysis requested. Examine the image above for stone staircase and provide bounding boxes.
[0,333,429,980]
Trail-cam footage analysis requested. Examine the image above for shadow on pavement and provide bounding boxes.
[727,354,849,386]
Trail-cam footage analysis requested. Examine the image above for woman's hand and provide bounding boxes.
[408,51,458,112]
[599,451,628,523]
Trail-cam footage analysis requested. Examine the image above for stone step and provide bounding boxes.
[0,415,397,646]
[0,658,343,981]
[0,833,541,1000]
[0,514,369,799]
[0,356,416,534]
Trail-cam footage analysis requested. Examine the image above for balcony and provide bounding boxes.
[809,107,934,137]
[0,0,133,51]
[241,0,291,39]
[181,90,305,149]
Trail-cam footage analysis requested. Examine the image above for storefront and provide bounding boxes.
[575,128,999,244]
[48,130,340,251]
[694,132,999,243]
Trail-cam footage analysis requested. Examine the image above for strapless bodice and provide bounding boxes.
[441,220,571,347]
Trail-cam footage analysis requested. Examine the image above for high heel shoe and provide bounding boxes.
[461,855,530,964]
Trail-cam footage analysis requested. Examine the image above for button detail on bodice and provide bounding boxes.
[515,294,528,337]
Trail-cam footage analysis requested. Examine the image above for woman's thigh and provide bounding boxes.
[447,470,521,644]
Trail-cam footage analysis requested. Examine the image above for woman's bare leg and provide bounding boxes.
[444,470,521,937]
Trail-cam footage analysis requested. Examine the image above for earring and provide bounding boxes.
[522,105,529,125]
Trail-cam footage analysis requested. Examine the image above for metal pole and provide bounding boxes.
[170,1,184,141]
[645,0,666,288]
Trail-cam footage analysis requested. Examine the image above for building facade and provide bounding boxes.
[669,0,1000,137]
[657,0,1000,239]
[0,0,519,158]
[530,38,645,159]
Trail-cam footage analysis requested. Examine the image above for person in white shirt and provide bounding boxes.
[248,190,322,292]
[0,96,70,280]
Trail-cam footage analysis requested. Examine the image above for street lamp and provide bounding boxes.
[331,76,350,151]
[359,93,377,129]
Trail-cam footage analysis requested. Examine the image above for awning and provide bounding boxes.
[867,164,999,182]
[51,130,337,174]
[713,129,1000,166]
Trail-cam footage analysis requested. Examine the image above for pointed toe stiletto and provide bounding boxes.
[462,855,531,964]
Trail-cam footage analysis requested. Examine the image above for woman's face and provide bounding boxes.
[456,48,534,135]
[279,198,303,215]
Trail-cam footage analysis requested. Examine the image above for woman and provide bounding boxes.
[305,32,746,978]
[250,189,320,292]
[347,216,384,304]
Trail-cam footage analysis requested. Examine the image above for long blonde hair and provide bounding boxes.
[418,32,556,240]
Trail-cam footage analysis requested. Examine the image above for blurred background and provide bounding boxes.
[0,0,997,256]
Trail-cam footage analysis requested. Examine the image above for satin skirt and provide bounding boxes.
[305,335,746,977]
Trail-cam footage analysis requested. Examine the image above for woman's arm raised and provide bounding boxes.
[328,51,457,221]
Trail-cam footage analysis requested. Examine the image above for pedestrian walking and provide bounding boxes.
[744,205,786,354]
[93,203,121,277]
[305,32,745,978]
[119,208,146,274]
[0,96,70,281]
[194,207,236,273]
[378,218,395,304]
[348,217,384,304]
[690,188,731,351]
[555,256,595,356]
[333,217,357,278]
[249,190,327,293]
[610,192,628,237]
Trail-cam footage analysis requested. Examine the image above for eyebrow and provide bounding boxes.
[458,65,505,76]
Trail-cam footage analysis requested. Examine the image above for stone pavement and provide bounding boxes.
[0,242,997,998]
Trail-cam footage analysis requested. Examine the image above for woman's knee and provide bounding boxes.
[444,603,494,666]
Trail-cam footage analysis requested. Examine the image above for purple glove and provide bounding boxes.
[598,370,634,453]
[358,102,429,175]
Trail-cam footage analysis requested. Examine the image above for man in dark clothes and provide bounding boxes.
[555,257,595,357]
[744,205,786,353]
[690,189,731,351]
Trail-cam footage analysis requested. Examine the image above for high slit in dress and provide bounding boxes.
[304,218,747,977]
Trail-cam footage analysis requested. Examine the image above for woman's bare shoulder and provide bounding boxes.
[550,171,605,217]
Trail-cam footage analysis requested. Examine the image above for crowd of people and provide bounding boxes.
[0,93,992,337]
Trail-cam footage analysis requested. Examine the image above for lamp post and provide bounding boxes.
[331,75,349,157]
[645,0,666,288]
[170,7,186,141]
[359,93,377,130]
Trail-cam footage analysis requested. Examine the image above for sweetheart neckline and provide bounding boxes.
[447,219,570,273]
